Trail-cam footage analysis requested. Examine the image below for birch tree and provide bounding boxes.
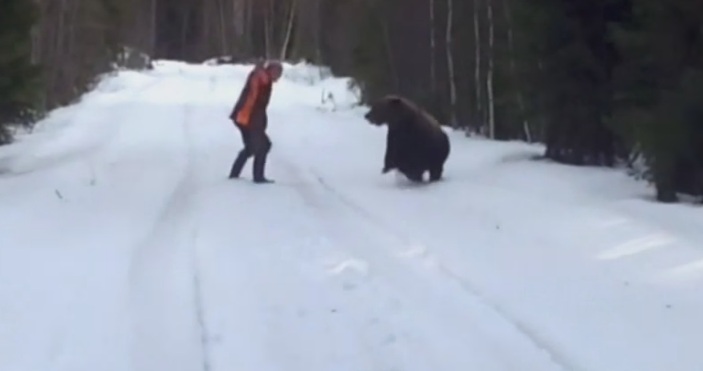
[473,0,483,131]
[445,0,457,126]
[486,0,495,138]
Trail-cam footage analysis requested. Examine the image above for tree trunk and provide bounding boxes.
[429,0,436,93]
[473,0,483,133]
[314,0,322,62]
[150,0,157,54]
[446,0,457,126]
[263,0,273,58]
[280,0,296,60]
[218,0,228,54]
[502,0,531,142]
[486,0,495,139]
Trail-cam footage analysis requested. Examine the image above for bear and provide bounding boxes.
[363,94,450,183]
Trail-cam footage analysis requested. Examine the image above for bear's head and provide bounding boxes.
[363,95,412,126]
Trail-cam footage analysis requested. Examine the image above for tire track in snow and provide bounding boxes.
[316,171,581,371]
[282,161,581,371]
[182,103,214,371]
[128,73,212,371]
[190,228,212,371]
[269,160,447,371]
[178,101,213,371]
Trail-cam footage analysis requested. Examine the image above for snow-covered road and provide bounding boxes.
[1,61,702,371]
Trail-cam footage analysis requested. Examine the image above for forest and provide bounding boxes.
[1,0,702,202]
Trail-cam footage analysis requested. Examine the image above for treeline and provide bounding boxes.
[346,0,703,202]
[2,0,702,202]
[1,0,136,144]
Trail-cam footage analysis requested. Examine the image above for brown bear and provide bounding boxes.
[364,94,450,182]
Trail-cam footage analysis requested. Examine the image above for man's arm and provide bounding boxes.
[234,72,264,126]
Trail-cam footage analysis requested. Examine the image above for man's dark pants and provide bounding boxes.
[229,116,272,182]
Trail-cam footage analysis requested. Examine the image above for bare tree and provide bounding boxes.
[473,0,483,131]
[429,0,437,93]
[446,0,457,126]
[502,0,531,142]
[486,0,495,138]
[280,0,297,60]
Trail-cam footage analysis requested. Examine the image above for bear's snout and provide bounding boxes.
[364,111,383,125]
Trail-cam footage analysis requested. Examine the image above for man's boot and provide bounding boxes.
[229,150,250,179]
[252,153,273,183]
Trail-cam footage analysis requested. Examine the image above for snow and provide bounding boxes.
[1,59,703,371]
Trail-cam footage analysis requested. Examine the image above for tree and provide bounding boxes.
[0,0,42,144]
[10,0,703,202]
[611,0,703,201]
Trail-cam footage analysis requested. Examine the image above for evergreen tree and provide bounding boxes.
[0,0,42,144]
[513,0,622,166]
[349,0,395,105]
[611,0,703,201]
[14,0,703,202]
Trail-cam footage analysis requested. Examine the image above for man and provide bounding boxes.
[228,60,283,183]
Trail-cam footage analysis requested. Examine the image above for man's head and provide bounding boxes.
[264,60,283,82]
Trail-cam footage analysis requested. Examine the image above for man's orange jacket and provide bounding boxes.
[230,65,273,130]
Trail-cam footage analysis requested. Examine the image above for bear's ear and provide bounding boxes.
[386,96,402,105]
[386,95,403,107]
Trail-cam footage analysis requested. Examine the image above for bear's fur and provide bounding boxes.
[364,94,450,182]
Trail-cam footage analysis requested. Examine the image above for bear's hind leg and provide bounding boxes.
[429,166,443,182]
[404,169,424,182]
